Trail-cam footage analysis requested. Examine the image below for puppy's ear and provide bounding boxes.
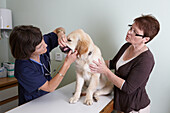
[76,39,88,56]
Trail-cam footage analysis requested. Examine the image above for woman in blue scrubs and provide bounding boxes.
[9,25,77,105]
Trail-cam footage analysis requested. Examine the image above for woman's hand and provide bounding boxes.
[89,59,108,74]
[64,50,78,66]
[53,27,67,47]
[57,32,67,47]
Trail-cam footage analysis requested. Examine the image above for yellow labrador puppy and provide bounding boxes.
[61,29,113,105]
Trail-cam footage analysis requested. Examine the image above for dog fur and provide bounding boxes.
[65,29,113,105]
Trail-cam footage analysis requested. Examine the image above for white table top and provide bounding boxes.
[6,82,113,113]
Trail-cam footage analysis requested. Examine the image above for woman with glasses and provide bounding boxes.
[89,15,160,113]
[9,25,77,105]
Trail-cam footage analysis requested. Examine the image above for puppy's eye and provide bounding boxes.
[67,39,72,42]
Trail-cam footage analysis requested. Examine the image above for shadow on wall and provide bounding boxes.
[84,17,120,60]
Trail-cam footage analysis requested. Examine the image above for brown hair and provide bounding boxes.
[134,14,160,43]
[9,25,42,60]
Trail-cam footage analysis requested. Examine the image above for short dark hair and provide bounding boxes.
[134,14,160,43]
[9,25,43,60]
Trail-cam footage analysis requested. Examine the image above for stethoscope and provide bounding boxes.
[42,63,51,76]
[30,54,54,76]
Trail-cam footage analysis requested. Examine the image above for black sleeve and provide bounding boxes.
[121,55,155,94]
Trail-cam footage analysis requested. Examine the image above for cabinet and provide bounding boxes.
[0,77,18,113]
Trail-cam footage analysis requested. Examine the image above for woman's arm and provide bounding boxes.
[43,27,66,52]
[39,50,77,92]
[53,27,67,47]
[89,59,125,89]
[121,57,154,94]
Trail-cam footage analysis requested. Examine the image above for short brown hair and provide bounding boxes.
[134,14,160,43]
[9,25,42,60]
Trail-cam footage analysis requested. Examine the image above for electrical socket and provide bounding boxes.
[55,53,63,61]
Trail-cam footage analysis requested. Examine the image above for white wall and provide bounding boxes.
[0,0,6,8]
[6,0,170,113]
[0,0,9,63]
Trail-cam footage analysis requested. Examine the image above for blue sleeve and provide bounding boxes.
[43,32,59,52]
[16,65,47,93]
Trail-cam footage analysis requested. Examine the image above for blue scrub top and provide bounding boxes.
[14,32,59,105]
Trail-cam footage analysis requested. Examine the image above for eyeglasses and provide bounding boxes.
[128,25,145,38]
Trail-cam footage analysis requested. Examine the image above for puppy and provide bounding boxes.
[60,29,113,105]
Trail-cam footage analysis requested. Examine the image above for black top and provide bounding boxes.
[109,43,154,113]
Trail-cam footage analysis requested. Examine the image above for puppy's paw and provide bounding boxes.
[69,96,79,104]
[93,93,99,102]
[84,98,93,105]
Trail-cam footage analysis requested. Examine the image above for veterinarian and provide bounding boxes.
[9,25,77,105]
[89,14,160,113]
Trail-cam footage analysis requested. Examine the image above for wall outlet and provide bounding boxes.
[55,53,63,61]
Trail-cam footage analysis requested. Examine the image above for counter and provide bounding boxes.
[6,82,114,113]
